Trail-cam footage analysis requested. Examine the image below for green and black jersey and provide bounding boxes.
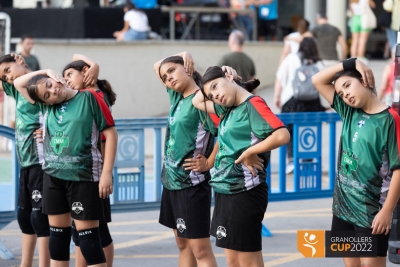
[332,93,400,228]
[161,88,218,190]
[211,96,285,194]
[3,82,43,168]
[38,90,114,182]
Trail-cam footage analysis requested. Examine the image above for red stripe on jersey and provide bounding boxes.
[249,96,284,128]
[388,107,400,156]
[87,89,115,127]
[209,113,220,128]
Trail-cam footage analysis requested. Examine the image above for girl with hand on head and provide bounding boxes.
[0,54,50,267]
[14,68,117,267]
[62,55,116,267]
[154,51,219,267]
[312,58,400,267]
[192,66,290,267]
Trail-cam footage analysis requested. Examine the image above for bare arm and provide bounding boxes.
[192,91,216,114]
[337,35,348,61]
[378,64,391,101]
[184,140,219,172]
[279,43,291,64]
[311,60,375,105]
[99,126,118,199]
[274,78,283,109]
[372,169,400,234]
[369,0,376,8]
[72,54,100,87]
[153,51,194,86]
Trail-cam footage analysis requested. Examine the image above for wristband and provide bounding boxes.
[343,58,357,71]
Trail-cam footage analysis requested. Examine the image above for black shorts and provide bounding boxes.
[42,173,103,221]
[18,164,45,209]
[331,215,389,257]
[210,182,268,252]
[258,19,277,37]
[159,181,212,239]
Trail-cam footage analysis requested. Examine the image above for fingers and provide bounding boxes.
[248,166,256,177]
[99,185,113,199]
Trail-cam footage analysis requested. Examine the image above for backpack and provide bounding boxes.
[292,57,320,101]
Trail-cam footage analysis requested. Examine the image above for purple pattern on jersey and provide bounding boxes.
[188,122,211,185]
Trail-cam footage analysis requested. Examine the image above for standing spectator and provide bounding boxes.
[349,0,376,60]
[131,0,157,8]
[218,30,256,83]
[230,0,254,40]
[20,35,40,71]
[254,0,278,41]
[312,11,348,67]
[113,2,149,41]
[390,0,400,48]
[378,46,396,105]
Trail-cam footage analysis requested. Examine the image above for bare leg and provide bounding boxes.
[224,249,240,267]
[74,246,86,267]
[358,32,371,58]
[351,32,360,58]
[188,237,217,267]
[20,233,36,267]
[103,242,114,267]
[173,229,197,267]
[37,236,50,267]
[237,250,264,267]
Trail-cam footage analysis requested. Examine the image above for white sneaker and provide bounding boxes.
[286,162,294,174]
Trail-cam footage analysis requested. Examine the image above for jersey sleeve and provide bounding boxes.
[331,92,353,119]
[87,90,115,132]
[387,108,400,170]
[2,82,18,99]
[248,96,285,139]
[213,103,228,118]
[198,109,219,136]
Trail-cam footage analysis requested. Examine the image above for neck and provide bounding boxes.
[318,19,328,24]
[65,87,79,101]
[182,79,199,98]
[233,84,252,106]
[361,93,386,114]
[21,50,30,57]
[230,45,243,53]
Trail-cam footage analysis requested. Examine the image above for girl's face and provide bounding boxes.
[0,61,28,84]
[159,62,189,93]
[64,67,85,90]
[202,75,235,107]
[35,78,68,105]
[334,76,371,108]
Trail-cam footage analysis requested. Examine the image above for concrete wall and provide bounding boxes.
[33,40,282,118]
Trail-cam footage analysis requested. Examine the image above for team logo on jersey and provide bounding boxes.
[50,131,69,154]
[176,218,186,233]
[357,120,365,127]
[72,202,84,214]
[60,105,67,112]
[216,226,227,239]
[341,149,358,175]
[31,190,42,202]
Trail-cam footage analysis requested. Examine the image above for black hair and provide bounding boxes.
[0,54,30,82]
[298,37,321,64]
[125,0,136,10]
[317,10,327,19]
[158,56,203,87]
[27,74,48,104]
[333,69,376,95]
[21,34,34,42]
[297,18,310,34]
[62,60,117,106]
[200,66,260,99]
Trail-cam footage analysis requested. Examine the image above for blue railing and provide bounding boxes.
[0,112,342,239]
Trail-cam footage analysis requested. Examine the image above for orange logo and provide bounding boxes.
[297,230,325,258]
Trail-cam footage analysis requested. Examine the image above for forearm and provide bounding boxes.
[14,69,48,104]
[207,141,219,168]
[102,127,118,174]
[246,128,290,155]
[72,54,97,67]
[382,171,400,213]
[312,63,343,87]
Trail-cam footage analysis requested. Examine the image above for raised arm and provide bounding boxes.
[14,69,64,104]
[378,64,391,101]
[311,59,375,105]
[192,91,216,114]
[72,54,99,87]
[153,51,194,86]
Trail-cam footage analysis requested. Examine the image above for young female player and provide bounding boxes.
[0,54,50,267]
[312,58,400,267]
[192,66,290,267]
[62,56,116,267]
[154,51,219,267]
[14,69,117,267]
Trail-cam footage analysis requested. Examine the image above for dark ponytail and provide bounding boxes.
[159,56,203,88]
[200,66,260,99]
[62,60,117,106]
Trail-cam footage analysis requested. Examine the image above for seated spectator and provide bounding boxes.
[113,1,149,41]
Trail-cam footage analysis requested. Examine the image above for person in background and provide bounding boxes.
[254,0,278,41]
[230,0,254,40]
[312,11,348,67]
[378,46,396,106]
[20,35,40,71]
[218,30,256,83]
[113,1,149,41]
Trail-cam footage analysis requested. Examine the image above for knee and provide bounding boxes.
[78,227,106,265]
[99,223,113,248]
[30,209,50,237]
[17,207,35,235]
[175,237,189,251]
[49,226,71,261]
[226,256,240,267]
[190,245,210,260]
